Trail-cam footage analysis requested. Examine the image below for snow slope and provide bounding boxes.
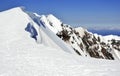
[0,7,120,76]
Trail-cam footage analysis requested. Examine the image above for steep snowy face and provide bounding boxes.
[27,14,63,34]
[46,14,63,32]
[0,7,33,43]
[0,7,75,55]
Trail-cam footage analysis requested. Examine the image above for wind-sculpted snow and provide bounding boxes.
[25,23,38,40]
[26,12,46,28]
[39,20,46,28]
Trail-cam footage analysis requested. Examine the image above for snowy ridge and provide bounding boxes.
[22,9,75,54]
[37,10,120,60]
[0,7,120,76]
[46,14,63,33]
[1,7,119,60]
[103,35,120,40]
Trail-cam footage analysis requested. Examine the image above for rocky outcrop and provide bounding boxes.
[56,23,120,60]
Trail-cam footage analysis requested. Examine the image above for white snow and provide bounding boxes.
[75,27,86,38]
[39,14,63,34]
[103,35,120,40]
[40,15,58,33]
[46,14,63,33]
[94,34,120,43]
[0,7,120,76]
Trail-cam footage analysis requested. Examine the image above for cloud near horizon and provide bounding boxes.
[80,24,120,30]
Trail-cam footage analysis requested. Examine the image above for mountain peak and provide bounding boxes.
[9,6,25,11]
[45,14,63,33]
[0,7,25,14]
[47,14,61,24]
[47,14,57,19]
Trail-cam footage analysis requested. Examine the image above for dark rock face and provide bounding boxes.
[101,47,114,60]
[56,24,120,60]
[111,39,120,51]
[56,29,70,41]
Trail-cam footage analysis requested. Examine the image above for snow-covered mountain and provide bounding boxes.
[0,7,120,76]
[32,11,120,60]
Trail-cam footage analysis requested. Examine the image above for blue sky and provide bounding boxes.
[0,0,120,30]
